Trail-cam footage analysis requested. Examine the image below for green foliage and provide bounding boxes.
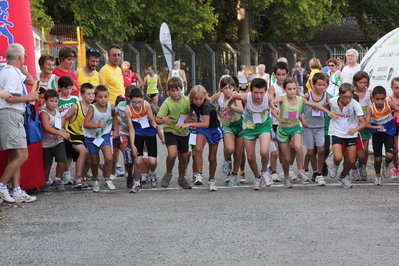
[30,0,54,29]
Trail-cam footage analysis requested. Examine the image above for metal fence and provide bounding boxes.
[49,41,369,94]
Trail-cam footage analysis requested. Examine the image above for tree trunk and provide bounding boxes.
[237,2,251,67]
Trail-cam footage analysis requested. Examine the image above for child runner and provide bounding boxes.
[83,85,116,192]
[224,78,273,191]
[302,73,331,186]
[351,71,371,180]
[114,86,135,188]
[57,75,79,185]
[328,83,366,188]
[177,85,222,191]
[155,77,192,189]
[271,77,335,188]
[366,86,399,185]
[62,83,95,189]
[388,77,399,178]
[125,88,159,193]
[210,76,244,186]
[39,90,70,191]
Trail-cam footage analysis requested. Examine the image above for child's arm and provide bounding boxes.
[124,107,138,156]
[303,98,337,119]
[178,114,210,129]
[349,116,366,135]
[271,108,280,123]
[388,100,399,113]
[365,106,383,130]
[61,104,77,129]
[157,129,165,144]
[299,114,308,128]
[209,92,221,103]
[145,101,159,130]
[83,106,105,129]
[230,99,244,114]
[40,112,70,139]
[223,93,246,112]
[184,108,196,123]
[269,96,285,114]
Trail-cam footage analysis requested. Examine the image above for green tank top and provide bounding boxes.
[280,95,303,123]
[147,74,158,94]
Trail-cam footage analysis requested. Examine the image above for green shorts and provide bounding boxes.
[222,119,243,138]
[243,116,272,140]
[277,124,302,143]
[359,129,371,141]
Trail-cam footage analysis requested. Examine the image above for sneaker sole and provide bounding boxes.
[194,181,204,185]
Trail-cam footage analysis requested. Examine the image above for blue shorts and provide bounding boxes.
[196,127,223,146]
[85,133,112,154]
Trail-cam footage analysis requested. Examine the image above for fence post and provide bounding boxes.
[324,44,333,59]
[225,43,237,75]
[127,43,140,74]
[268,43,278,62]
[204,44,216,94]
[248,43,258,66]
[144,43,157,72]
[286,43,297,63]
[184,44,196,86]
[305,43,315,59]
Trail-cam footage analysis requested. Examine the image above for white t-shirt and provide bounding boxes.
[0,65,27,112]
[340,64,361,84]
[328,96,363,138]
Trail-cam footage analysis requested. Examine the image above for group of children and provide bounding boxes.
[40,60,399,194]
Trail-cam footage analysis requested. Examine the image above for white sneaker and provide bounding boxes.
[12,190,37,203]
[284,176,293,188]
[356,163,367,179]
[253,177,262,191]
[92,180,100,192]
[350,169,360,181]
[0,187,15,203]
[338,176,353,188]
[116,163,124,176]
[290,169,297,181]
[129,183,141,193]
[374,176,382,186]
[261,171,273,187]
[298,171,309,184]
[208,179,217,191]
[316,175,326,186]
[104,180,116,190]
[329,163,339,179]
[110,174,116,180]
[62,171,73,185]
[382,161,391,179]
[271,173,282,182]
[194,173,204,185]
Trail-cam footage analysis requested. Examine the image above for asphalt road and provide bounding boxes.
[1,140,399,265]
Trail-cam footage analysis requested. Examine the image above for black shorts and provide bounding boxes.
[65,135,87,161]
[331,136,357,147]
[135,135,157,157]
[146,93,159,99]
[372,132,394,157]
[43,142,67,168]
[164,131,189,153]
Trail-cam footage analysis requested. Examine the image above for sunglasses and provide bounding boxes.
[328,64,335,67]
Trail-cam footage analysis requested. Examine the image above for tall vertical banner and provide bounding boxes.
[0,0,45,189]
[160,23,173,72]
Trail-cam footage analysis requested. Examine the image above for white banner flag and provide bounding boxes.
[160,23,173,72]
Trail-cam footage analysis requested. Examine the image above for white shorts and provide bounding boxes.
[303,127,325,149]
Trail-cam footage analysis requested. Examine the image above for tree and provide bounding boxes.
[40,0,217,43]
[30,0,54,29]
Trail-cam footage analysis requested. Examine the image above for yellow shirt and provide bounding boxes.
[77,68,101,87]
[306,69,320,92]
[99,64,124,104]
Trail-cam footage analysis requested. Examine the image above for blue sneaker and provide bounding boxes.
[228,174,238,186]
[208,179,217,191]
[222,159,231,174]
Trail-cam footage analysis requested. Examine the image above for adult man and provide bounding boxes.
[340,49,361,84]
[256,64,270,84]
[99,44,124,104]
[74,48,103,87]
[292,61,304,93]
[167,61,187,94]
[0,43,38,203]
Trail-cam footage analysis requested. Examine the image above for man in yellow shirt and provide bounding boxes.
[75,48,104,87]
[99,44,124,104]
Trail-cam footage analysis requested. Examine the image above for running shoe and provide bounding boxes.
[225,172,232,183]
[253,177,262,191]
[129,183,140,193]
[316,175,326,186]
[178,178,192,189]
[392,168,399,179]
[338,176,352,188]
[62,171,73,185]
[92,180,100,192]
[382,161,391,179]
[72,179,83,189]
[194,173,204,185]
[161,173,173,188]
[150,173,158,188]
[350,169,360,181]
[356,162,367,179]
[0,187,15,203]
[222,159,231,174]
[329,163,339,179]
[374,176,382,186]
[12,190,37,203]
[104,180,116,190]
[228,174,238,186]
[271,173,282,182]
[239,172,247,183]
[284,176,293,188]
[116,163,124,176]
[261,171,273,187]
[298,171,309,184]
[54,179,65,191]
[208,179,217,191]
